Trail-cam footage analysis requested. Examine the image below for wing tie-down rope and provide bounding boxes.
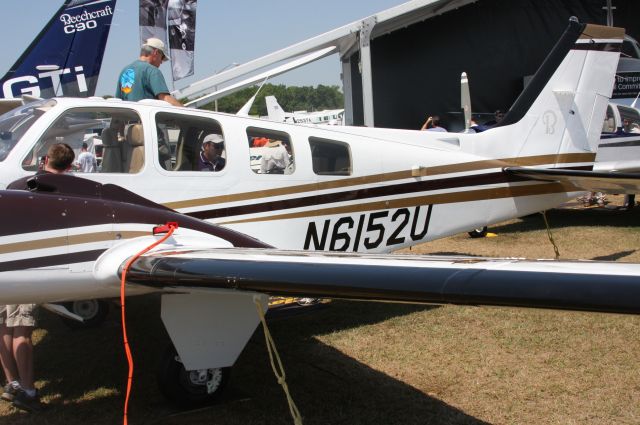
[254,296,303,425]
[120,222,178,425]
[540,211,560,259]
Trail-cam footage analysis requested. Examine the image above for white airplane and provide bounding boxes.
[1,19,640,409]
[265,95,344,125]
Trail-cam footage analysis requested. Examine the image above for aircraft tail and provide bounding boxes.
[0,0,116,99]
[489,19,623,162]
[265,95,286,122]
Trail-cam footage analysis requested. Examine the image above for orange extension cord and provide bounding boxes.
[119,222,178,425]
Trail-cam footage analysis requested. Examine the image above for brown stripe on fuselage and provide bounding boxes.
[220,182,577,225]
[186,164,592,221]
[164,153,594,210]
[0,231,148,255]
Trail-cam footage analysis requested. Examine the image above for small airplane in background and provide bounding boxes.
[265,95,344,125]
[595,102,640,173]
[0,0,116,108]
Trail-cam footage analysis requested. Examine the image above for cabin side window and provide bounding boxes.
[246,127,294,174]
[309,137,352,176]
[155,112,225,172]
[23,108,143,174]
[617,105,640,133]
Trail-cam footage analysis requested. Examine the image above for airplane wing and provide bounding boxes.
[183,46,336,108]
[504,167,640,194]
[124,248,640,315]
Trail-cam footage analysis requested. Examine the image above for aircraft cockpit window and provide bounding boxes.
[246,127,294,175]
[0,99,56,162]
[155,112,225,172]
[23,108,143,173]
[309,137,352,176]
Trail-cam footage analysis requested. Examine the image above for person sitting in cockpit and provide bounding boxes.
[198,134,226,171]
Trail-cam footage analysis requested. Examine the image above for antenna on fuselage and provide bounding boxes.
[236,77,269,116]
[461,72,472,131]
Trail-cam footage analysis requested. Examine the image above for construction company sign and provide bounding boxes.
[613,72,640,99]
[60,4,114,34]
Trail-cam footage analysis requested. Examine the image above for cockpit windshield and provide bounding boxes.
[0,99,56,162]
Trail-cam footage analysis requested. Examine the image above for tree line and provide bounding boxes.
[199,83,344,116]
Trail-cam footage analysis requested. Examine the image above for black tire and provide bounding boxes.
[61,299,110,329]
[157,344,231,408]
[468,226,488,238]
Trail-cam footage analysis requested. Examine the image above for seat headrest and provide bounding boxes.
[101,128,117,146]
[126,124,144,147]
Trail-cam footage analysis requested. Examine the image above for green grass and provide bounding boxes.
[1,201,639,424]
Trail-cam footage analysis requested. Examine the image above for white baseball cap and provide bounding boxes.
[143,38,169,62]
[202,134,224,146]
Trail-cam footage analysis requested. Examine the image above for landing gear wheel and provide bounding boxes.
[61,299,109,329]
[157,344,231,408]
[468,226,488,238]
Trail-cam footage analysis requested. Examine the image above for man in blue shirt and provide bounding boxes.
[116,38,182,106]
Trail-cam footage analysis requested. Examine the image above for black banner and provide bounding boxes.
[613,72,640,100]
[168,0,197,81]
[139,0,168,48]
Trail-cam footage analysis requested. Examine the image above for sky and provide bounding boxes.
[0,0,407,97]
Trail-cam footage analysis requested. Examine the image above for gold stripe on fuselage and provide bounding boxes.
[0,231,148,255]
[163,153,594,210]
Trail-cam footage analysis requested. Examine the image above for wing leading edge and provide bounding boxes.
[124,248,640,315]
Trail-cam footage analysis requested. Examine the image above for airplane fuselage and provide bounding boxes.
[0,97,587,253]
